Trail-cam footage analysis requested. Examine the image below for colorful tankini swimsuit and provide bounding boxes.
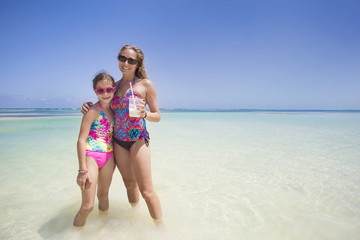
[111,79,150,150]
[85,103,114,168]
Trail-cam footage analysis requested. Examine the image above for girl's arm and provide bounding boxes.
[76,108,97,190]
[140,79,161,122]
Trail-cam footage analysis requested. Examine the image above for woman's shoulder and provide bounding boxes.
[139,78,154,88]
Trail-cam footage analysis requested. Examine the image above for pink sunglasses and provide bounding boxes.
[94,87,115,95]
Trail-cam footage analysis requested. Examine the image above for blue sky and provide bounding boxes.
[0,0,359,109]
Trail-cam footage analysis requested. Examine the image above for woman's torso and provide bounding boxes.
[111,79,149,142]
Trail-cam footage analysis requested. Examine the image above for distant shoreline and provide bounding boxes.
[160,108,360,113]
[1,108,359,119]
[0,108,359,118]
[0,108,359,113]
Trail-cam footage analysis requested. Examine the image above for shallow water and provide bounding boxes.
[1,110,359,239]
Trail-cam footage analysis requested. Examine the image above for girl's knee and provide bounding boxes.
[81,203,94,213]
[97,190,109,199]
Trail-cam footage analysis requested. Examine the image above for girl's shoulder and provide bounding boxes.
[91,101,101,110]
[84,102,101,120]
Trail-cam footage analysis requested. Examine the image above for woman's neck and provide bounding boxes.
[122,73,136,82]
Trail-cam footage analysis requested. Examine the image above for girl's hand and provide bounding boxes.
[76,172,92,191]
[81,102,93,114]
[136,99,146,118]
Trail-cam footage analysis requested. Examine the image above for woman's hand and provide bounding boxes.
[137,99,147,118]
[76,172,92,191]
[81,102,93,114]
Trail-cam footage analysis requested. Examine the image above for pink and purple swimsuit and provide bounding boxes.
[85,104,114,168]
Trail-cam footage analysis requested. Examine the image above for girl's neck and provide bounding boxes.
[98,100,111,110]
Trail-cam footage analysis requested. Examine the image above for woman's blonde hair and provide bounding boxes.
[118,45,147,79]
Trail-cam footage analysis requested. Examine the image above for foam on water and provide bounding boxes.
[0,111,359,239]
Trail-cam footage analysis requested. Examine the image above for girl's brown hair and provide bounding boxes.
[92,72,115,89]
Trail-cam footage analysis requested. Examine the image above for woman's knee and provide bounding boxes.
[123,177,138,190]
[140,189,156,202]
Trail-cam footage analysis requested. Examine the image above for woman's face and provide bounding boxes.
[118,48,138,75]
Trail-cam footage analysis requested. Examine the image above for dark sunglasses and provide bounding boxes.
[94,87,115,95]
[118,55,138,65]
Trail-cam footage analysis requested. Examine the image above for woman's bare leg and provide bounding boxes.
[131,140,162,224]
[114,143,140,206]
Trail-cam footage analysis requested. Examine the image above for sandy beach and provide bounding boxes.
[0,110,359,240]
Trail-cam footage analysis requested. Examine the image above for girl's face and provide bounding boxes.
[95,80,114,103]
[118,48,138,75]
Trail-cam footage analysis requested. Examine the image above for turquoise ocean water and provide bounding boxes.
[0,109,359,240]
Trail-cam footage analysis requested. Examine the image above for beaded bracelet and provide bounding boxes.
[78,170,88,173]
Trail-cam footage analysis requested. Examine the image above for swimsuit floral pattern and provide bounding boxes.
[86,110,114,152]
[112,91,149,142]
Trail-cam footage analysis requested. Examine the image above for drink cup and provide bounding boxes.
[128,97,142,118]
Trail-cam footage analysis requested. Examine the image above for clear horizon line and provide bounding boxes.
[0,107,359,111]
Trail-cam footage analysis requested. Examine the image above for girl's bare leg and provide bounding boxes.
[73,157,99,227]
[131,140,163,224]
[114,143,140,206]
[97,155,115,212]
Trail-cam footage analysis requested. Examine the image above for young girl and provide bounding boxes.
[73,72,116,227]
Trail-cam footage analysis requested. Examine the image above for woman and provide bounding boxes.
[82,45,162,225]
